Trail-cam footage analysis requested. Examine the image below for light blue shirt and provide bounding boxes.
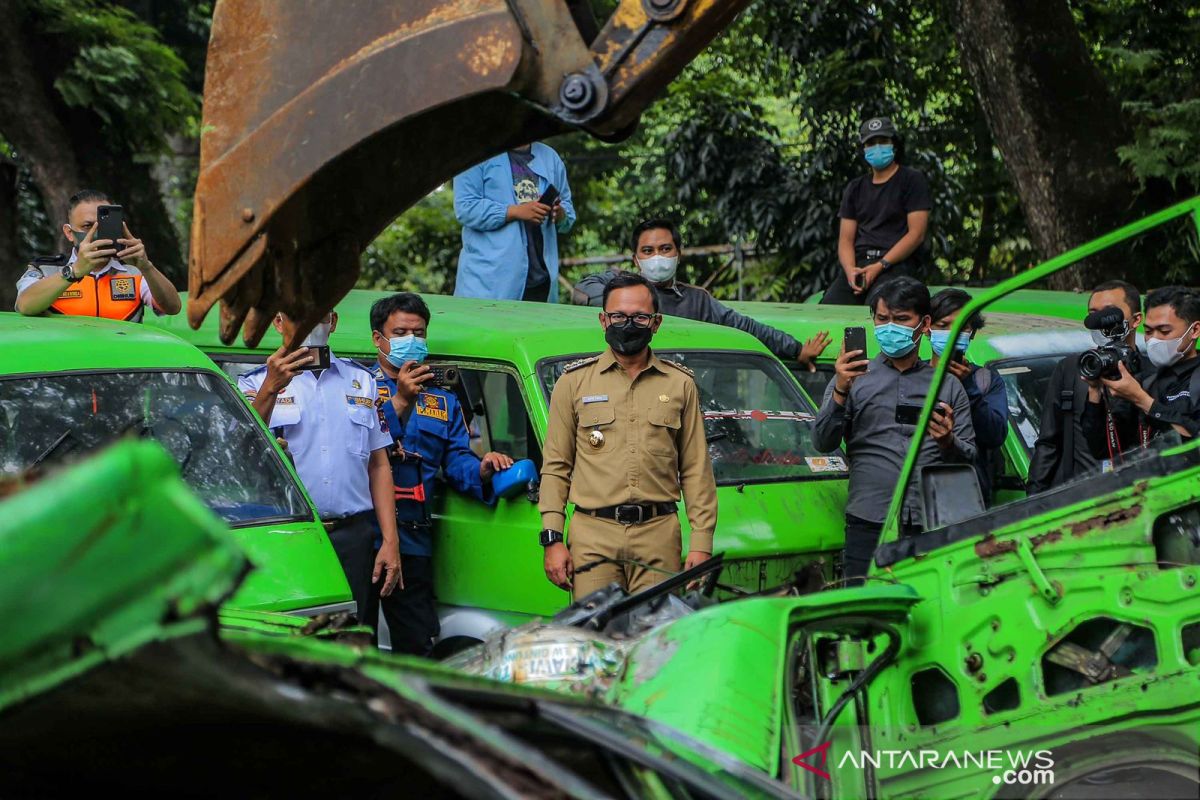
[238,355,391,518]
[452,141,576,302]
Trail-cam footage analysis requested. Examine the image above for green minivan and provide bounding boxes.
[728,301,1095,502]
[0,312,352,616]
[152,291,851,652]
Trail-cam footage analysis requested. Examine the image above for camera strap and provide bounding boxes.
[1103,398,1150,464]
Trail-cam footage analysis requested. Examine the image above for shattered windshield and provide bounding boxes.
[995,355,1068,453]
[539,351,845,485]
[0,370,310,526]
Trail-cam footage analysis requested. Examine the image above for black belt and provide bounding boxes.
[578,502,677,526]
[321,510,373,532]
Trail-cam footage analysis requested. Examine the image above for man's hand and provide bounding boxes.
[832,344,870,398]
[929,402,956,450]
[480,451,515,479]
[263,345,313,394]
[508,201,551,224]
[372,539,403,596]
[544,542,573,590]
[798,330,832,372]
[946,358,972,383]
[859,262,885,293]
[74,224,116,276]
[551,201,565,223]
[1101,361,1153,409]
[391,362,432,411]
[683,550,710,571]
[845,265,865,295]
[116,222,150,270]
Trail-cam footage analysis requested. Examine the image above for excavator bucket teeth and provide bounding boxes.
[189,0,749,345]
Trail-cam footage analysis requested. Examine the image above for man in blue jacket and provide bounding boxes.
[367,293,514,655]
[453,141,576,302]
[927,288,1009,503]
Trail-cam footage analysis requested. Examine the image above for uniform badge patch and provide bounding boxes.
[416,392,449,421]
[351,379,362,390]
[345,394,374,408]
[109,277,136,301]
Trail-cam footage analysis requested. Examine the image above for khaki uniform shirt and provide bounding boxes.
[539,348,718,552]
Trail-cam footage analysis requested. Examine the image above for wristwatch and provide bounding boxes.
[60,263,77,282]
[879,258,893,271]
[539,529,564,547]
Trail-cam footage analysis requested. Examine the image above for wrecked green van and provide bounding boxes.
[0,312,351,615]
[151,293,850,652]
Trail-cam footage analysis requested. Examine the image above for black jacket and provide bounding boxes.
[1080,355,1200,460]
[573,269,801,360]
[1027,354,1099,493]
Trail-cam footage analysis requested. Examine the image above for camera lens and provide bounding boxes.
[1078,349,1107,380]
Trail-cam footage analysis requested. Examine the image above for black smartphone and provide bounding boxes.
[537,185,559,206]
[95,204,124,247]
[843,326,868,372]
[896,404,922,426]
[951,348,966,364]
[299,345,331,371]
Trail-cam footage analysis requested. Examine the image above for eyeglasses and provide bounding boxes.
[604,312,659,328]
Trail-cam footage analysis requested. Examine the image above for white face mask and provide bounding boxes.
[638,254,678,283]
[1145,325,1199,369]
[300,320,333,348]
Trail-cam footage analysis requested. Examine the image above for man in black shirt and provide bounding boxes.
[1028,280,1141,492]
[1081,286,1200,460]
[822,116,931,306]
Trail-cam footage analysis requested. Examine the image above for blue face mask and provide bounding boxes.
[874,322,919,358]
[930,330,971,357]
[382,334,428,367]
[864,144,895,170]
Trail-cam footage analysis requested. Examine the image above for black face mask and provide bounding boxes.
[605,322,654,355]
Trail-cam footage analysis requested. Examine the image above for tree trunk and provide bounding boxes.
[0,157,19,309]
[953,0,1139,289]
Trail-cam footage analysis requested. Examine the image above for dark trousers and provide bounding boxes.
[820,259,916,305]
[522,281,550,302]
[364,555,438,657]
[842,513,922,584]
[325,512,377,624]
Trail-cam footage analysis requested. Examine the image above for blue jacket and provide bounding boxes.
[373,366,485,556]
[452,142,575,302]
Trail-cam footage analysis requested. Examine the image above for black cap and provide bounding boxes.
[860,116,898,144]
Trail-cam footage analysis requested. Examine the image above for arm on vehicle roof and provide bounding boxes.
[706,296,801,360]
[571,270,617,307]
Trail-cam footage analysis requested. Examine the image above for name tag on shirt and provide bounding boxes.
[345,394,374,408]
[583,395,608,404]
[276,396,295,405]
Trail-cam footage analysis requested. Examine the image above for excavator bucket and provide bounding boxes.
[189,0,749,346]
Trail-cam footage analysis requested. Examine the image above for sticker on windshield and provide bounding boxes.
[805,456,848,473]
[703,410,815,423]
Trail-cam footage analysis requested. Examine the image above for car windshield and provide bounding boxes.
[994,354,1069,452]
[0,370,310,527]
[539,351,845,486]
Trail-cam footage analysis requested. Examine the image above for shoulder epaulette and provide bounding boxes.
[30,254,68,266]
[562,355,600,373]
[661,359,695,377]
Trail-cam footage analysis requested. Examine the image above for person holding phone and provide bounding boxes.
[15,189,181,320]
[927,289,1009,503]
[821,117,931,306]
[238,311,402,627]
[452,141,575,302]
[812,277,976,583]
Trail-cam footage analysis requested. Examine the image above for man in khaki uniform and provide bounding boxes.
[539,271,718,597]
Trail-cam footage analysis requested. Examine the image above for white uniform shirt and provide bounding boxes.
[238,355,391,518]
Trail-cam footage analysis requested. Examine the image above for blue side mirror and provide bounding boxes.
[489,458,537,504]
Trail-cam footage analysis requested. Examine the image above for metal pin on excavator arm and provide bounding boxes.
[188,0,748,347]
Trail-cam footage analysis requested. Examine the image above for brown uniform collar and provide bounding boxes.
[596,347,668,374]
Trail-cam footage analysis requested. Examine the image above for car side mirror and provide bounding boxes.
[919,464,985,530]
[489,458,538,504]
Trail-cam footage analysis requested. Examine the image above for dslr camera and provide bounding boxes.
[1079,307,1140,381]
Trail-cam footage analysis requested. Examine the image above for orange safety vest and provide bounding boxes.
[50,271,145,322]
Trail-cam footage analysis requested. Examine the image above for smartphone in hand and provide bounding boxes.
[843,326,868,372]
[298,345,331,371]
[537,185,559,206]
[96,204,124,246]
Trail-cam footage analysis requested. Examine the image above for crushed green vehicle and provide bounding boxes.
[0,438,801,799]
[453,198,1200,798]
[150,293,849,651]
[729,300,1094,503]
[0,312,351,616]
